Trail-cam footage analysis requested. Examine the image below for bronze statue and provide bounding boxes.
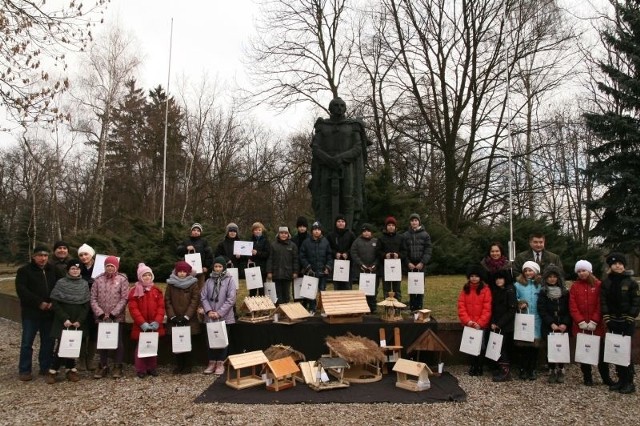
[309,97,370,230]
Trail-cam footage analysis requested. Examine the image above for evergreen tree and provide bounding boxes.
[584,0,640,250]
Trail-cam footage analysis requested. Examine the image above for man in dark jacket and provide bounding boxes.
[514,233,563,274]
[401,213,432,311]
[48,240,70,280]
[15,245,57,381]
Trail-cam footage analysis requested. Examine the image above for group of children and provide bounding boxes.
[45,252,237,383]
[457,252,639,394]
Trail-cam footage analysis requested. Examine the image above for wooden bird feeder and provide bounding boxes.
[406,329,452,375]
[237,296,276,323]
[325,333,385,383]
[265,356,300,392]
[413,308,432,323]
[377,292,407,322]
[318,290,370,324]
[225,350,269,390]
[300,356,351,391]
[272,302,311,325]
[393,358,433,391]
[379,327,403,374]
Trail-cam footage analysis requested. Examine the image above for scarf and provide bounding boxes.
[50,275,90,304]
[546,285,562,300]
[483,256,508,273]
[167,272,198,290]
[207,270,227,302]
[133,280,155,298]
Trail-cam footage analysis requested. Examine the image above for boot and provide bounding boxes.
[619,383,636,394]
[112,364,123,379]
[203,361,216,375]
[46,370,57,385]
[492,363,511,382]
[556,368,565,384]
[598,363,614,386]
[581,364,594,386]
[86,343,98,371]
[93,365,109,379]
[548,369,557,384]
[66,368,80,382]
[214,360,225,375]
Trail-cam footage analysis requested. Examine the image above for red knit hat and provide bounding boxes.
[384,216,397,225]
[104,255,120,270]
[175,260,192,275]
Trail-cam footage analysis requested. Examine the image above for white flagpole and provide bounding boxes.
[161,18,174,233]
[504,4,515,262]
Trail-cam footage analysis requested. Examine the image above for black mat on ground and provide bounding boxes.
[195,372,466,404]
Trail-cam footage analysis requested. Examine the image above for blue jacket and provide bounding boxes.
[514,279,542,339]
[299,236,334,277]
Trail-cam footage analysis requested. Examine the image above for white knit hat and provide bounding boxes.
[78,243,95,258]
[522,260,540,275]
[574,260,593,273]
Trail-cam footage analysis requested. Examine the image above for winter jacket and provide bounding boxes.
[200,273,237,324]
[249,234,271,278]
[291,231,309,251]
[299,236,334,277]
[215,235,248,270]
[326,228,357,258]
[537,288,571,334]
[457,282,492,329]
[514,278,543,340]
[91,272,130,322]
[350,236,380,280]
[490,283,517,333]
[49,256,70,280]
[601,271,640,324]
[177,236,214,271]
[401,226,432,271]
[266,238,299,280]
[165,277,201,335]
[379,231,403,259]
[50,299,90,340]
[128,286,166,340]
[15,261,57,320]
[569,278,604,337]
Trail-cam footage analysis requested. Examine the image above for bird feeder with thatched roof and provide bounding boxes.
[377,292,406,322]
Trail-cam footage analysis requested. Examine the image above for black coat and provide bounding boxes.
[326,229,356,258]
[537,287,571,333]
[490,283,517,333]
[266,238,299,280]
[177,236,214,270]
[601,271,640,322]
[15,261,57,319]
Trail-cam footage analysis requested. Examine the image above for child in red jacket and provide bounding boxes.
[458,265,492,376]
[128,263,165,378]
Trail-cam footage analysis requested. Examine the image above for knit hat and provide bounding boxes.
[466,265,485,280]
[137,262,154,282]
[213,256,227,268]
[226,223,239,233]
[334,214,346,224]
[174,260,192,275]
[542,264,564,285]
[522,260,540,275]
[361,223,374,232]
[606,252,626,267]
[409,213,421,223]
[384,216,397,226]
[53,240,68,250]
[574,260,593,273]
[78,243,95,258]
[104,255,120,270]
[191,223,203,232]
[66,258,82,271]
[311,221,322,230]
[32,245,49,255]
[296,216,309,227]
[493,269,512,283]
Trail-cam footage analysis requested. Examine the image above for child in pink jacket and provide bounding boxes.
[458,265,492,376]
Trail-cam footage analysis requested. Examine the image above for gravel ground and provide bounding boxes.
[0,318,638,425]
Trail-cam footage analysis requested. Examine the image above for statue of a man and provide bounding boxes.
[309,97,369,230]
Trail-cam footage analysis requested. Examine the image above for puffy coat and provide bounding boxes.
[91,272,130,322]
[601,271,640,323]
[128,286,166,340]
[299,236,334,277]
[401,226,432,270]
[164,275,201,335]
[266,238,299,280]
[569,278,604,337]
[457,283,492,329]
[490,283,517,333]
[514,279,542,339]
[200,273,237,324]
[350,236,380,279]
[326,228,357,258]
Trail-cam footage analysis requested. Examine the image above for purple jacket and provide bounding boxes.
[200,273,236,324]
[90,272,130,322]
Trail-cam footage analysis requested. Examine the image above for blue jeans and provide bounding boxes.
[19,316,54,374]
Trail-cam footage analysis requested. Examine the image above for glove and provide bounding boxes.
[109,313,116,321]
[98,313,105,320]
[587,321,597,331]
[178,316,189,326]
[149,321,159,331]
[140,322,151,331]
[578,321,588,330]
[170,316,180,325]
